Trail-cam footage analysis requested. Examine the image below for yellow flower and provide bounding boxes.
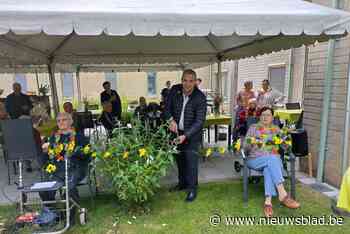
[67,141,75,153]
[285,140,292,146]
[55,144,64,154]
[205,148,213,157]
[103,151,112,159]
[234,140,241,151]
[83,145,90,154]
[138,148,147,158]
[123,151,129,159]
[48,148,55,156]
[91,152,97,158]
[273,136,282,145]
[218,147,225,155]
[251,137,256,144]
[45,164,56,174]
[261,134,268,139]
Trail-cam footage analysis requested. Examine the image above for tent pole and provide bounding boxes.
[35,69,40,94]
[76,65,82,104]
[217,61,222,95]
[47,63,59,117]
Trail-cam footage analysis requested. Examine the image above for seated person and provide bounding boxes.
[63,101,75,114]
[134,97,148,121]
[332,167,350,216]
[146,102,162,128]
[243,107,300,217]
[40,112,90,224]
[99,101,118,134]
[246,98,258,127]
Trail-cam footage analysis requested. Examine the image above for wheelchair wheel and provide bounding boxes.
[234,161,242,173]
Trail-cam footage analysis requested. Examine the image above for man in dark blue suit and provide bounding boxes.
[164,69,207,202]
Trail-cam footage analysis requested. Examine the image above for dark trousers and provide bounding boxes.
[39,165,87,203]
[176,136,200,191]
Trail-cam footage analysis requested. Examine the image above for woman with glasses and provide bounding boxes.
[244,107,300,217]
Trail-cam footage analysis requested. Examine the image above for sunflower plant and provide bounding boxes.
[91,119,177,206]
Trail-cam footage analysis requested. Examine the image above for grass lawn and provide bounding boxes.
[0,180,349,234]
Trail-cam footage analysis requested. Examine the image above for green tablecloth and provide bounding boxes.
[274,109,302,122]
[204,115,232,127]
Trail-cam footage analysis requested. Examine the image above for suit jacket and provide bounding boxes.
[164,84,207,144]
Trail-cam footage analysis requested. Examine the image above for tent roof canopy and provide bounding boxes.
[1,0,350,66]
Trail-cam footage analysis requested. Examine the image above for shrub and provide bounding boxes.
[92,119,177,207]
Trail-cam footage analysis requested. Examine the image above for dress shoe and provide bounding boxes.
[280,195,300,209]
[185,190,197,202]
[169,184,186,192]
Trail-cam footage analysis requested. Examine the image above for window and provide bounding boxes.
[14,73,27,93]
[61,73,74,98]
[268,65,286,95]
[105,72,117,90]
[147,72,157,96]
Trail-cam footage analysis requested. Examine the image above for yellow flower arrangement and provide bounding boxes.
[205,148,213,157]
[234,140,241,151]
[219,147,226,155]
[272,135,283,145]
[138,148,147,158]
[67,141,75,153]
[48,148,55,156]
[55,143,64,155]
[83,145,91,154]
[91,152,97,158]
[123,151,129,159]
[45,164,57,173]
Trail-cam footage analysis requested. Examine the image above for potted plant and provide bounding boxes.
[38,84,49,96]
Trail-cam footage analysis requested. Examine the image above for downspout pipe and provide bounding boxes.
[341,55,350,176]
[317,0,339,183]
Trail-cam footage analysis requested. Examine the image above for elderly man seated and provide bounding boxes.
[40,112,90,224]
[243,106,300,217]
[99,101,118,136]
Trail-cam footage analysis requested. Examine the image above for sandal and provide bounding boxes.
[280,195,300,209]
[264,204,273,218]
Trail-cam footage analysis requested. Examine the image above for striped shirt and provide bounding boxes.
[256,88,284,108]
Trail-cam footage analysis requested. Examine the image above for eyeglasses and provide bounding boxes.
[260,114,273,117]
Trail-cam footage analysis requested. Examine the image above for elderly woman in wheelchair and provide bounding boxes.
[41,112,91,224]
[242,107,300,217]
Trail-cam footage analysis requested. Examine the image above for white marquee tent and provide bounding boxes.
[1,0,350,112]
